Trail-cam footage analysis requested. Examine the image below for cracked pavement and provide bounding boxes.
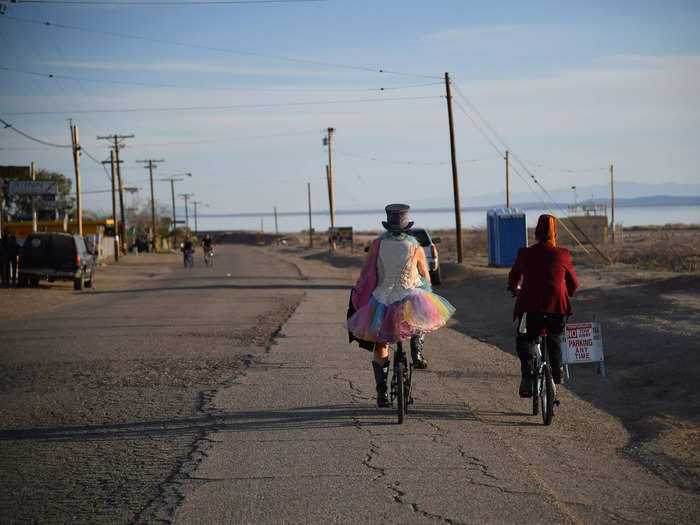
[172,248,698,524]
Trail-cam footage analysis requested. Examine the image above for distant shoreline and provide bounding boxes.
[201,195,700,219]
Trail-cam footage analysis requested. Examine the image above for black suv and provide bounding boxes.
[19,232,97,290]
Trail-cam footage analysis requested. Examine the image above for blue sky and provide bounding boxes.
[1,0,699,228]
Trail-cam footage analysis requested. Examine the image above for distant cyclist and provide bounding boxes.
[182,236,194,267]
[507,214,579,397]
[202,233,214,264]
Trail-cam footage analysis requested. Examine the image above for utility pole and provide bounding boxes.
[307,182,313,248]
[31,162,37,232]
[274,206,279,235]
[193,201,206,236]
[610,164,616,244]
[160,173,191,248]
[179,193,193,236]
[136,158,164,252]
[98,133,134,254]
[324,128,336,251]
[444,72,464,264]
[102,151,120,261]
[505,150,510,208]
[69,123,83,235]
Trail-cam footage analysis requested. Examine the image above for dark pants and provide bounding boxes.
[0,257,8,285]
[515,313,565,378]
[9,257,17,283]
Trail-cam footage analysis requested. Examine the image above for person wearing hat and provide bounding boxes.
[347,204,456,407]
[507,214,579,397]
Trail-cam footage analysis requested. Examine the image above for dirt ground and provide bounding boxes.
[276,227,700,494]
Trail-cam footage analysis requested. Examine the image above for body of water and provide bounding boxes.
[193,204,699,234]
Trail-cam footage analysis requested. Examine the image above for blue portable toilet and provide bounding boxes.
[487,208,527,267]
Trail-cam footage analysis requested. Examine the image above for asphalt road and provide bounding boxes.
[1,245,697,524]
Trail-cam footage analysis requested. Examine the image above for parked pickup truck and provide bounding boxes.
[18,232,97,290]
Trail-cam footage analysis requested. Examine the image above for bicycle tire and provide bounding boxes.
[542,365,554,425]
[396,361,405,424]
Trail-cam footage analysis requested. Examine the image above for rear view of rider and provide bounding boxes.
[507,214,579,397]
[202,233,213,254]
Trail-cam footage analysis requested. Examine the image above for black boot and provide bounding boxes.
[372,361,391,407]
[410,334,428,369]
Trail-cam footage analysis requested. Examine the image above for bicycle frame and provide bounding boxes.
[389,341,412,423]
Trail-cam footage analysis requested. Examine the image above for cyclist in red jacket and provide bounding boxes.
[507,214,579,397]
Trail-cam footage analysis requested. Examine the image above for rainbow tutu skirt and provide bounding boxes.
[346,289,455,344]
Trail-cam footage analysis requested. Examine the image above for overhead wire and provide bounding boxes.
[3,95,443,116]
[1,118,72,148]
[1,66,443,93]
[3,15,442,80]
[19,0,326,4]
[452,80,608,260]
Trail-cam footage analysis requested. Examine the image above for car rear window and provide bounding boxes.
[409,230,431,246]
[74,236,87,254]
[25,236,47,250]
[52,235,76,257]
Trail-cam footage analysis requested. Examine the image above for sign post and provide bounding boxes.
[562,314,606,380]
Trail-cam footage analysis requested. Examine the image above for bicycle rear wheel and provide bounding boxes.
[396,360,406,424]
[542,365,554,425]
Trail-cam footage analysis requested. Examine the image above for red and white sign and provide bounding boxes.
[564,321,604,364]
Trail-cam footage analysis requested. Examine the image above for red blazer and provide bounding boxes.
[508,242,579,318]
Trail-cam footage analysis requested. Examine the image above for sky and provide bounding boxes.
[1,0,699,229]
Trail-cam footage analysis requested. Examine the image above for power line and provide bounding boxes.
[1,66,443,93]
[3,95,443,116]
[3,15,441,80]
[0,117,72,148]
[18,0,325,5]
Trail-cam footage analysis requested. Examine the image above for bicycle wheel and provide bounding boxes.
[542,365,554,425]
[396,360,405,424]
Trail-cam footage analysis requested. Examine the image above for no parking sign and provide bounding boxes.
[562,315,606,379]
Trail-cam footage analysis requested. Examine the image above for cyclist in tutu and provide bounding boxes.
[347,204,456,407]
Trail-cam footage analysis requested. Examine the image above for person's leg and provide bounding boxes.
[410,334,427,369]
[516,313,544,397]
[545,315,566,383]
[10,258,18,284]
[372,343,390,407]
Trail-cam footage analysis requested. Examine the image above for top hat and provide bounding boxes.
[382,203,414,232]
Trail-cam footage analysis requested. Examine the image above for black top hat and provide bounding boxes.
[382,203,414,232]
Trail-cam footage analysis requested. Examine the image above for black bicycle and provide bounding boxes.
[532,329,559,425]
[389,341,412,424]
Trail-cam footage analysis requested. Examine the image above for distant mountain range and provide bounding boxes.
[409,181,700,211]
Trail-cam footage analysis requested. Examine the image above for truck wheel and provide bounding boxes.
[74,274,84,290]
[430,267,441,285]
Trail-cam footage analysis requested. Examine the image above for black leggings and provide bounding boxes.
[515,313,566,376]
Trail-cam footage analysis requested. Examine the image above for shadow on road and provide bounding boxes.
[88,283,353,295]
[0,403,482,442]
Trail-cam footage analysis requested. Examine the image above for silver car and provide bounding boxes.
[408,228,441,285]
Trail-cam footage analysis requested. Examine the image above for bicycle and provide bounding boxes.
[203,247,214,267]
[389,341,412,424]
[184,249,195,269]
[531,328,559,425]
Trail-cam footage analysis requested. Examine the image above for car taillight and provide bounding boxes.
[76,254,81,267]
[431,245,438,258]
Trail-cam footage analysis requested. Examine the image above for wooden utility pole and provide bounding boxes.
[326,128,336,251]
[69,123,83,236]
[98,133,134,254]
[273,206,279,235]
[505,150,510,208]
[179,193,193,236]
[30,162,37,232]
[610,164,616,244]
[193,201,202,236]
[136,158,164,252]
[307,182,313,248]
[444,72,464,263]
[102,151,120,261]
[160,175,190,248]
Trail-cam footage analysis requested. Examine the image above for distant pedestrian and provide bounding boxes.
[1,229,19,286]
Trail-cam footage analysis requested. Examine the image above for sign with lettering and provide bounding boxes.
[8,180,58,195]
[564,321,604,364]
